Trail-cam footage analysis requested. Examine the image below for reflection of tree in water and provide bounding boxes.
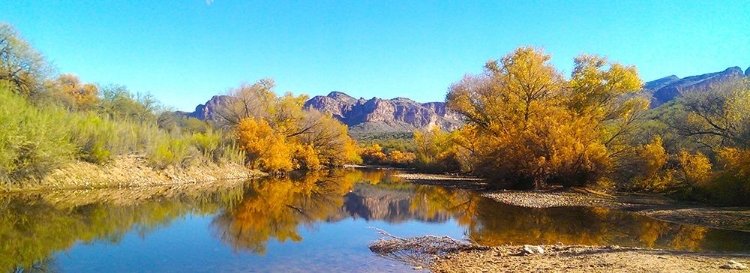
[408,188,750,252]
[211,172,355,254]
[0,186,244,272]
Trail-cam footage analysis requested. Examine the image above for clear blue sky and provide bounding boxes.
[4,1,749,111]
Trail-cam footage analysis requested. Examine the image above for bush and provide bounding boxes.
[148,137,196,169]
[0,87,75,184]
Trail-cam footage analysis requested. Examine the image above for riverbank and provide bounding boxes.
[483,190,750,232]
[431,244,750,273]
[396,173,750,232]
[1,155,264,192]
[396,172,750,271]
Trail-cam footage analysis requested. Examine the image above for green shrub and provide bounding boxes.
[0,87,75,184]
[147,137,196,169]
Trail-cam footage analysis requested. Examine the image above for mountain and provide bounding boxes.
[183,95,233,121]
[182,91,462,137]
[304,92,462,135]
[645,66,748,106]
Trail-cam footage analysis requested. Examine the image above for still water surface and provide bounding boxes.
[2,169,750,272]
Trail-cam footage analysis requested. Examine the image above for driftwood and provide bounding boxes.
[367,228,488,267]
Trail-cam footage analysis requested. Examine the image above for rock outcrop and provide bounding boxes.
[304,92,462,134]
[183,91,462,136]
[185,95,234,121]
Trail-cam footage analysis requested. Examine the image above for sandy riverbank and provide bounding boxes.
[431,245,750,273]
[2,155,264,192]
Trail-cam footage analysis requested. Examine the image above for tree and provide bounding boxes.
[446,47,643,189]
[668,78,750,150]
[226,79,360,172]
[48,74,99,111]
[215,79,276,127]
[0,23,51,96]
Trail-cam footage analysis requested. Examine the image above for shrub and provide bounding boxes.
[0,88,75,184]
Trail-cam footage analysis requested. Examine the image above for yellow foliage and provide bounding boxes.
[236,118,293,173]
[294,144,321,170]
[230,81,360,173]
[678,150,712,186]
[446,47,643,188]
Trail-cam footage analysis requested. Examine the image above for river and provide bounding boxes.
[2,169,749,272]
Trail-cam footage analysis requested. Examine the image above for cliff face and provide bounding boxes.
[646,67,747,106]
[184,91,462,134]
[304,92,462,133]
[186,95,234,121]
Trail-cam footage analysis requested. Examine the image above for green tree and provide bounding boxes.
[0,23,51,96]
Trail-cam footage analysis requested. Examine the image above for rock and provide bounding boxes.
[720,260,747,270]
[304,92,463,134]
[413,266,423,270]
[522,245,544,255]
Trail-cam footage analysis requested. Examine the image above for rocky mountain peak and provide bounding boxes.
[745,66,750,77]
[326,91,357,103]
[304,92,462,135]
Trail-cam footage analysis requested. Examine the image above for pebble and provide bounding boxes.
[522,245,545,255]
[720,260,747,270]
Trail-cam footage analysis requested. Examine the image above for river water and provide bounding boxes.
[2,169,749,272]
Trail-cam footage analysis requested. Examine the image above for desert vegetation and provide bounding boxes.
[0,23,246,186]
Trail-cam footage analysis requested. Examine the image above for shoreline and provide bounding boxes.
[1,155,266,193]
[396,172,750,272]
[431,244,750,273]
[397,173,750,232]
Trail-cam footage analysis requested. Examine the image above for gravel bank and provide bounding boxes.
[431,245,750,273]
[482,190,750,232]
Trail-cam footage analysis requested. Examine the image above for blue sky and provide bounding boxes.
[4,1,749,111]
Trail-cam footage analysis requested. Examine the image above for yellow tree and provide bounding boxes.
[228,79,360,172]
[235,117,294,173]
[446,47,643,189]
[49,74,99,111]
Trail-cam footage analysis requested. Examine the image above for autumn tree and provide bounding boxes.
[413,127,464,173]
[225,79,360,173]
[446,47,643,189]
[47,74,99,111]
[664,78,750,204]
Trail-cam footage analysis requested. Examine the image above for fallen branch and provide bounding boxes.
[367,227,488,267]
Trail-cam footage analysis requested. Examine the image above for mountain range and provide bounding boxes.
[183,66,750,136]
[645,66,749,106]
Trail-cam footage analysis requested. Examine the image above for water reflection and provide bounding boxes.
[1,169,749,272]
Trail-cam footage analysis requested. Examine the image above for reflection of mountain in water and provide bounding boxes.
[331,183,452,223]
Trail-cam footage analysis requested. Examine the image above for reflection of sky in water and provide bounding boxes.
[57,214,462,272]
[4,169,750,272]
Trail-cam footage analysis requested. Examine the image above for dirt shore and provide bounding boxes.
[431,245,750,273]
[1,155,264,192]
[483,190,750,232]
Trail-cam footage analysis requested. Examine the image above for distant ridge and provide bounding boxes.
[304,92,462,135]
[645,66,748,106]
[182,91,463,137]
